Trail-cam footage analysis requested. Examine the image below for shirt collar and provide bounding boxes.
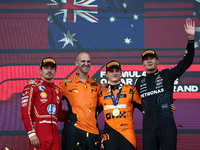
[73,73,92,83]
[40,78,55,87]
[146,69,159,77]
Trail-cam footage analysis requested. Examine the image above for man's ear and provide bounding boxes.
[156,59,159,65]
[142,61,145,67]
[75,61,78,67]
[55,69,57,75]
[105,72,108,78]
[39,68,42,75]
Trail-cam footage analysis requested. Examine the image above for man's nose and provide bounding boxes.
[84,62,89,65]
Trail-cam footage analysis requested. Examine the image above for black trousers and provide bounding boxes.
[62,121,101,150]
[143,118,177,150]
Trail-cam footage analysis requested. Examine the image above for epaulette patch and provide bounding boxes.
[64,79,71,87]
[129,88,134,94]
[90,78,100,86]
[99,92,102,97]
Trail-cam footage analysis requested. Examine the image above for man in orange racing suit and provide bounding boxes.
[98,60,142,150]
[21,57,68,150]
[58,52,101,150]
[99,60,176,150]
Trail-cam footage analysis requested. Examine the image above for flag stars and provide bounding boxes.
[133,14,139,20]
[109,16,116,22]
[58,31,77,49]
[124,38,132,44]
[122,3,127,8]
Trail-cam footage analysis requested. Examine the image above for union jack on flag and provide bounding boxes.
[48,0,98,23]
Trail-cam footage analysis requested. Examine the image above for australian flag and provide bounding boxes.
[1,0,199,50]
[47,0,145,50]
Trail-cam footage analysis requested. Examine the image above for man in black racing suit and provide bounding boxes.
[135,18,195,150]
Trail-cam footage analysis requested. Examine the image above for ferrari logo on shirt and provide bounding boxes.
[55,89,59,94]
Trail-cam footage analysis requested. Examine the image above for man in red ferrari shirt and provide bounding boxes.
[21,57,68,150]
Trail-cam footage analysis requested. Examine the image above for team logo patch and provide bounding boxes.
[120,94,126,98]
[55,89,59,94]
[141,78,145,83]
[40,92,47,98]
[23,88,30,91]
[22,103,27,107]
[156,75,160,80]
[142,50,155,56]
[64,79,72,86]
[40,99,48,103]
[21,99,28,104]
[38,86,46,91]
[104,95,111,100]
[22,91,28,96]
[91,88,97,93]
[90,81,98,86]
[129,89,133,94]
[43,58,55,64]
[99,92,102,97]
[64,79,71,83]
[161,104,168,109]
[56,96,60,104]
[120,124,129,126]
[47,104,56,114]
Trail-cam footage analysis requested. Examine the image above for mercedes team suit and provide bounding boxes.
[98,84,141,150]
[135,41,195,150]
[21,79,67,150]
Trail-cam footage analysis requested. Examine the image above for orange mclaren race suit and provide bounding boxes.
[98,83,141,150]
[58,74,101,150]
[21,79,68,150]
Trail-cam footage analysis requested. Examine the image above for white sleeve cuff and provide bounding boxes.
[28,133,36,138]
